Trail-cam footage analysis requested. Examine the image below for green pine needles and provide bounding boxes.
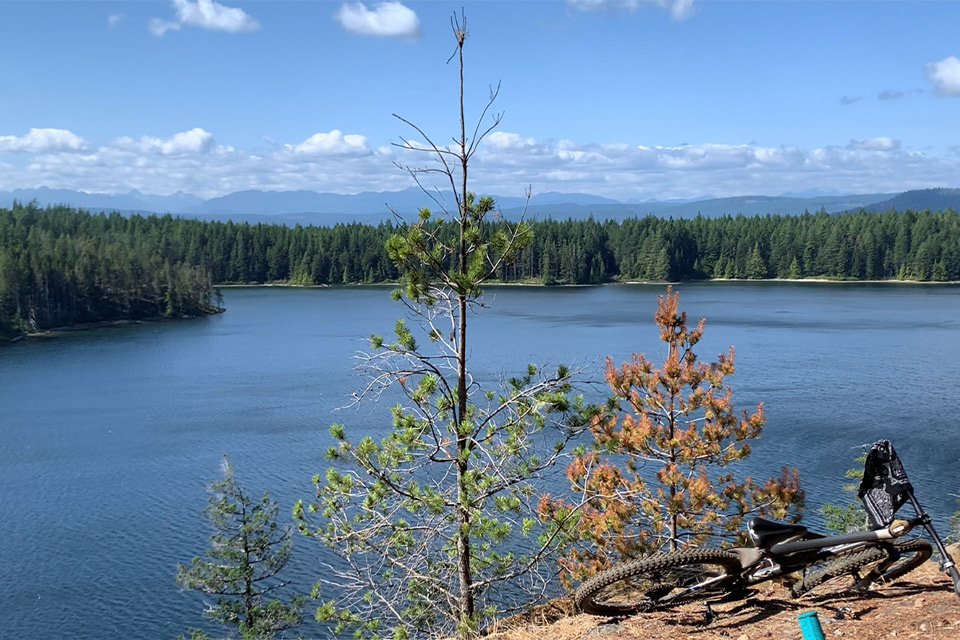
[820,451,871,534]
[177,457,303,640]
[294,13,588,640]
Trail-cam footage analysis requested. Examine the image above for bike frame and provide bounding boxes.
[729,494,959,593]
[728,527,901,587]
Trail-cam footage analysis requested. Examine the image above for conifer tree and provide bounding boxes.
[544,286,804,585]
[820,452,870,534]
[177,457,303,640]
[295,13,586,640]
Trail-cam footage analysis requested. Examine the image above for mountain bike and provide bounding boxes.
[575,440,960,616]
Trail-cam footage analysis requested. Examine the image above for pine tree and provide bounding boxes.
[177,457,303,640]
[295,14,586,640]
[745,244,768,279]
[545,286,804,585]
[820,451,870,534]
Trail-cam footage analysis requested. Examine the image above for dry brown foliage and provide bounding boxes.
[543,286,803,587]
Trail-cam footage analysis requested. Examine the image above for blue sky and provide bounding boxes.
[1,0,959,201]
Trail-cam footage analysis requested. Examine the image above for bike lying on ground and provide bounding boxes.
[576,440,960,617]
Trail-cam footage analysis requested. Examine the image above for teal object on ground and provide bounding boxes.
[798,611,826,640]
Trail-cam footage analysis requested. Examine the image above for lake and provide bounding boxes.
[2,282,959,639]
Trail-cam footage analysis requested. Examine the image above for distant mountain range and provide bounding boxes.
[861,188,960,213]
[2,186,957,226]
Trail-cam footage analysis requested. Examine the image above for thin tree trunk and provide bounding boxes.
[454,22,475,631]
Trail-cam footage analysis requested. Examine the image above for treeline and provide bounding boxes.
[516,209,960,283]
[0,203,220,338]
[3,202,960,338]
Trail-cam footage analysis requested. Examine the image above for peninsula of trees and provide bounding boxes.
[2,200,959,339]
[0,202,221,339]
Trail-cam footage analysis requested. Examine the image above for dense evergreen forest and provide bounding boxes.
[2,201,959,338]
[0,203,221,338]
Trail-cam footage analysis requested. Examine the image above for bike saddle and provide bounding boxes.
[748,517,809,548]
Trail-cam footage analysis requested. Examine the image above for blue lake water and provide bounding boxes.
[2,282,959,639]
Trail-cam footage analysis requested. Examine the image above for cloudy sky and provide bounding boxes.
[2,0,959,201]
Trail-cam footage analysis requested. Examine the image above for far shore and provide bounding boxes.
[218,277,960,288]
[5,309,225,344]
[4,319,153,345]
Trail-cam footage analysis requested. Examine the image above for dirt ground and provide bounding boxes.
[490,561,960,640]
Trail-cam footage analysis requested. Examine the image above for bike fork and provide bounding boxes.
[908,493,960,595]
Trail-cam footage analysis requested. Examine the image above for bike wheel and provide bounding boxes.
[792,538,933,599]
[575,549,742,617]
[791,546,888,598]
[873,538,932,584]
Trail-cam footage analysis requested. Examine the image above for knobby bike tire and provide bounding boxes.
[791,538,932,598]
[575,549,742,617]
[873,538,932,583]
[791,546,887,598]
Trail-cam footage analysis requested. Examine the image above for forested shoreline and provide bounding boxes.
[0,202,221,339]
[2,200,959,338]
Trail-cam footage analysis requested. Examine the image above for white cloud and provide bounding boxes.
[847,137,900,152]
[114,128,216,155]
[486,132,536,149]
[0,128,88,153]
[150,0,259,37]
[466,136,957,201]
[108,14,124,27]
[159,128,216,154]
[2,127,958,202]
[148,19,179,36]
[336,2,420,39]
[568,0,696,21]
[924,56,960,96]
[283,130,370,156]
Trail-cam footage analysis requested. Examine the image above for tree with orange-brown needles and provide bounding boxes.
[542,286,804,587]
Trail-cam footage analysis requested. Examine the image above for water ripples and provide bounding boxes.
[2,283,960,639]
